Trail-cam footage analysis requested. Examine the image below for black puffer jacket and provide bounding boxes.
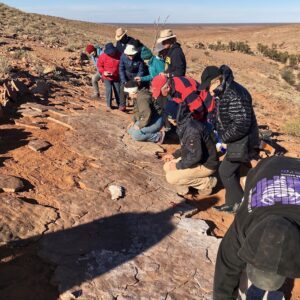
[173,103,219,170]
[215,65,259,155]
[165,42,186,77]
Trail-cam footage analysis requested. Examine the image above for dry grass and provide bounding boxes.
[283,118,300,137]
[0,56,11,75]
[0,3,112,50]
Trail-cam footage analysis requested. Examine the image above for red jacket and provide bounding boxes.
[171,76,215,122]
[97,52,121,81]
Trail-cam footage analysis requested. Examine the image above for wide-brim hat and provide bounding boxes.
[157,29,176,44]
[154,42,164,54]
[124,44,138,56]
[115,27,127,41]
[246,264,285,291]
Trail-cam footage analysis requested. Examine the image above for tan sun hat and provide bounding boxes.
[115,27,127,41]
[157,29,176,44]
[124,44,138,56]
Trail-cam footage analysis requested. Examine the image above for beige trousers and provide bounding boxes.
[163,158,216,193]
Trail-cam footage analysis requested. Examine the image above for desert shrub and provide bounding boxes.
[11,49,28,59]
[289,54,298,68]
[257,43,299,67]
[0,56,11,75]
[281,67,296,85]
[283,118,300,137]
[194,42,205,49]
[208,40,253,54]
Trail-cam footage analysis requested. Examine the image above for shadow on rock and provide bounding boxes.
[0,205,184,299]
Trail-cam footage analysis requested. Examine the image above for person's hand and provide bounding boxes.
[103,71,110,76]
[162,154,174,162]
[135,76,141,82]
[127,122,134,129]
[168,161,177,170]
[133,124,140,130]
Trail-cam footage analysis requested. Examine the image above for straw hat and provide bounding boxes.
[124,44,138,56]
[115,27,127,41]
[157,29,176,44]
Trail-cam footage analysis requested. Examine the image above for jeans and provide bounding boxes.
[219,159,245,206]
[119,83,127,108]
[128,116,163,143]
[92,72,101,95]
[103,80,120,107]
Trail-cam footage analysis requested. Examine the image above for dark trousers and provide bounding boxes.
[119,83,128,108]
[219,159,244,206]
[103,80,120,107]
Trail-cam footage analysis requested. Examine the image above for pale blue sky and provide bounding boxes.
[2,0,300,23]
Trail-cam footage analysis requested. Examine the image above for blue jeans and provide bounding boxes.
[103,80,120,107]
[128,116,163,143]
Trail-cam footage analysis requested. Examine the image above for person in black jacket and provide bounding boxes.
[213,156,300,300]
[162,102,219,196]
[157,29,186,77]
[115,27,136,53]
[199,65,259,213]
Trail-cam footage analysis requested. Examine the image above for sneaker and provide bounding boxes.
[212,203,240,214]
[91,93,100,99]
[119,106,126,112]
[157,131,165,144]
[106,107,112,112]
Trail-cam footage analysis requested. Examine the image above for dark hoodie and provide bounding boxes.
[213,156,300,300]
[165,42,186,77]
[215,65,259,158]
[116,35,137,53]
[173,102,219,170]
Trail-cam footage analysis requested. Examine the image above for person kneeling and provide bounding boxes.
[126,81,165,144]
[162,102,218,196]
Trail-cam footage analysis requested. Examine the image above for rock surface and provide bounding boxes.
[1,107,222,299]
[28,139,52,152]
[0,174,24,192]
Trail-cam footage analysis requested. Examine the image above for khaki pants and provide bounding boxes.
[163,158,216,193]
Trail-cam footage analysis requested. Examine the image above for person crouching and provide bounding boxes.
[162,101,219,196]
[126,81,165,144]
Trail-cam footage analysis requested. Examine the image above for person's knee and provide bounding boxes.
[130,130,144,141]
[219,161,234,179]
[166,172,180,185]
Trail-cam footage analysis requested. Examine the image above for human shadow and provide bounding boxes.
[0,203,191,299]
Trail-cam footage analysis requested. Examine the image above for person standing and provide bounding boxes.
[135,46,165,84]
[115,27,136,53]
[97,43,121,111]
[119,44,144,112]
[199,65,259,213]
[86,44,103,99]
[156,29,186,77]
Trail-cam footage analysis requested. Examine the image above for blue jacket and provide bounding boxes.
[141,56,165,82]
[119,54,144,83]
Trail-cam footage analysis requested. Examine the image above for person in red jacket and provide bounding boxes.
[151,74,215,125]
[97,43,121,111]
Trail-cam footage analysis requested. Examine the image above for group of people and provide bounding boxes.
[85,28,300,299]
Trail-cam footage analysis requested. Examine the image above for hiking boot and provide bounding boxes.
[157,131,165,145]
[119,106,126,112]
[91,93,100,99]
[212,203,240,214]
